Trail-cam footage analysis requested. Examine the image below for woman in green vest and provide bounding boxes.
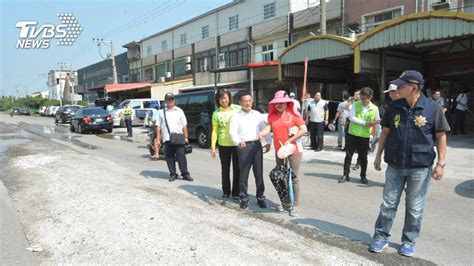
[339,87,380,184]
[211,89,241,202]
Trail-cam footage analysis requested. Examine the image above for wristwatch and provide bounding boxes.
[436,162,446,168]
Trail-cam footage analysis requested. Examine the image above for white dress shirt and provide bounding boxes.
[456,93,469,111]
[307,100,328,122]
[157,106,187,142]
[230,109,271,145]
[349,102,380,125]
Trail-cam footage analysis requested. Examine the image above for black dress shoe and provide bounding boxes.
[240,200,249,209]
[169,175,177,182]
[361,177,369,184]
[182,175,194,181]
[338,175,350,183]
[257,199,267,208]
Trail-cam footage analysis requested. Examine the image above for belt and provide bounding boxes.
[245,140,261,144]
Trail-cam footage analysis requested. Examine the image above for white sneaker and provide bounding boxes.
[289,207,300,217]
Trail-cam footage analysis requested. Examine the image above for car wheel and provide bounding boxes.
[70,124,75,132]
[77,123,83,134]
[107,128,113,133]
[54,117,58,124]
[197,128,210,148]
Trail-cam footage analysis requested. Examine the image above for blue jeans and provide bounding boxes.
[124,117,133,137]
[373,165,432,244]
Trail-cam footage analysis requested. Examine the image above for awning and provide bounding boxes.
[248,61,279,68]
[178,81,249,92]
[105,82,154,93]
[279,34,354,65]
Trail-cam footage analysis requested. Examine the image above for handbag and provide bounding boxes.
[163,108,186,146]
[184,144,193,154]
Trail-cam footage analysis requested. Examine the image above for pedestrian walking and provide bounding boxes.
[332,93,350,150]
[289,92,301,113]
[259,90,307,216]
[306,91,329,151]
[229,92,271,209]
[453,88,470,134]
[211,88,241,202]
[155,93,193,182]
[369,70,449,257]
[431,89,447,113]
[123,101,133,137]
[339,87,380,184]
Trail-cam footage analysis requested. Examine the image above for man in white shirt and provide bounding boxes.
[156,93,193,182]
[306,91,329,151]
[289,92,301,113]
[230,92,271,210]
[453,89,470,134]
[332,93,350,149]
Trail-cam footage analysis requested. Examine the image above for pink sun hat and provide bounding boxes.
[269,90,294,104]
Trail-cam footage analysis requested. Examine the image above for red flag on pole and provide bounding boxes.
[301,57,308,102]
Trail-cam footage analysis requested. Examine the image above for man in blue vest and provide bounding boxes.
[369,70,449,257]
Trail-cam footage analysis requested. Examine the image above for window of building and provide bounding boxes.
[180,33,187,46]
[173,57,187,76]
[363,7,402,32]
[144,68,154,81]
[194,49,215,72]
[229,15,239,31]
[220,42,249,68]
[146,45,152,57]
[263,2,276,20]
[202,25,210,39]
[465,0,474,13]
[261,44,274,62]
[155,62,168,79]
[161,40,168,52]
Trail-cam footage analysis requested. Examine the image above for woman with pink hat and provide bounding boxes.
[259,90,307,217]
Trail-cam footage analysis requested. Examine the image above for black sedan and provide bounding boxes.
[70,107,113,134]
[19,109,30,116]
[10,108,20,116]
[55,105,81,124]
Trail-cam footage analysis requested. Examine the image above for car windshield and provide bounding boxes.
[82,108,108,116]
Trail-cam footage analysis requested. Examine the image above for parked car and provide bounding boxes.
[55,105,81,123]
[173,88,247,148]
[19,108,30,116]
[94,97,118,111]
[70,107,113,134]
[10,108,20,116]
[49,106,59,116]
[109,98,161,127]
[39,106,48,116]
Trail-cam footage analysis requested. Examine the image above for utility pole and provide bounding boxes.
[94,38,118,98]
[70,64,75,104]
[320,0,327,35]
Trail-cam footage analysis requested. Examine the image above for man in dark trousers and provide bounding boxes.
[306,91,329,151]
[156,93,193,182]
[369,70,449,257]
[229,92,271,210]
[339,87,380,184]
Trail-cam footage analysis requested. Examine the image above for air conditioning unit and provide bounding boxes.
[165,72,172,78]
[185,64,192,71]
[159,77,165,82]
[218,53,225,62]
[185,56,192,64]
[200,65,208,72]
[203,58,208,65]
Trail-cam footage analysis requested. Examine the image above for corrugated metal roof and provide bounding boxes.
[353,11,474,51]
[279,35,354,65]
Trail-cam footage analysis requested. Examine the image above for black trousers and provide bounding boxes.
[237,141,265,201]
[218,146,240,197]
[164,142,190,178]
[309,122,325,149]
[344,134,369,177]
[124,117,133,137]
[454,109,466,134]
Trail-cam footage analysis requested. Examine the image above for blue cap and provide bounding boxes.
[390,70,425,87]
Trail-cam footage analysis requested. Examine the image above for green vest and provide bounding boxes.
[349,101,377,138]
[124,105,132,116]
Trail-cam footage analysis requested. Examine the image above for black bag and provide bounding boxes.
[164,109,186,145]
[269,165,295,208]
[184,144,193,154]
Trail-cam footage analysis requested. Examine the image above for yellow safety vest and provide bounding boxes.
[348,101,377,138]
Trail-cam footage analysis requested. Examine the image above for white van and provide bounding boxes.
[110,98,161,127]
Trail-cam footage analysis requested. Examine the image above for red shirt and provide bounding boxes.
[268,111,305,155]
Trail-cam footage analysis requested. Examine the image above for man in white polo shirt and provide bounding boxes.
[230,92,271,210]
[306,91,329,151]
[156,93,193,182]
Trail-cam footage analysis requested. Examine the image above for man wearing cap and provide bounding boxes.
[156,93,193,182]
[289,92,301,114]
[369,70,449,257]
[384,84,400,101]
[339,87,380,184]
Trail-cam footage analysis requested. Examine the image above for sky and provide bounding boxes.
[0,0,232,97]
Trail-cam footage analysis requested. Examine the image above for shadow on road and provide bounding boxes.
[305,158,344,167]
[139,170,170,180]
[454,179,474,199]
[304,172,385,188]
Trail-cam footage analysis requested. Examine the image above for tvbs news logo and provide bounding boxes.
[16,13,83,49]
